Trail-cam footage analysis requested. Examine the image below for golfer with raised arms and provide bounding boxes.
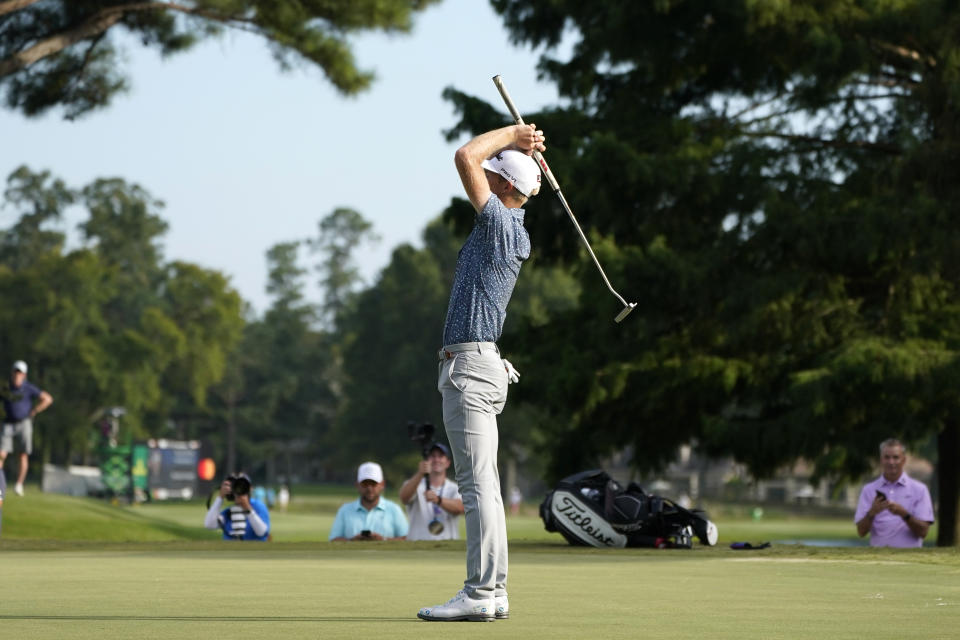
[417,123,545,622]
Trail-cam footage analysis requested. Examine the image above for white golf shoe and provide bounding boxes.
[417,590,495,622]
[495,595,509,619]
[14,482,24,496]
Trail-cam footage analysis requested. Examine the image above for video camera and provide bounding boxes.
[225,473,251,501]
[407,421,435,459]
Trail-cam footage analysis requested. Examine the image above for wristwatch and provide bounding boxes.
[902,513,911,522]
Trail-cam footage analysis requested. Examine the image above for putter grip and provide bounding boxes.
[492,75,561,192]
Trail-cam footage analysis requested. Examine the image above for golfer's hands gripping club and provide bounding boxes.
[503,358,520,384]
[513,123,546,156]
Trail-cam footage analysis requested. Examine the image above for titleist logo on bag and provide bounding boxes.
[550,490,627,548]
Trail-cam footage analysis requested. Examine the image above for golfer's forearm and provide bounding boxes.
[856,516,873,537]
[456,126,521,210]
[455,126,519,167]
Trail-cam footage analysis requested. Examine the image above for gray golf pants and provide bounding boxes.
[438,341,508,601]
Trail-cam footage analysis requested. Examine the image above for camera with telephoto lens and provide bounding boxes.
[225,473,251,501]
[407,421,435,459]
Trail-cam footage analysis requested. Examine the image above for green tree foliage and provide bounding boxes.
[309,207,379,328]
[78,177,168,327]
[330,219,453,477]
[329,213,579,483]
[160,261,244,409]
[250,241,336,458]
[203,207,384,484]
[207,239,339,481]
[0,166,244,466]
[0,165,71,268]
[0,0,439,119]
[444,0,960,544]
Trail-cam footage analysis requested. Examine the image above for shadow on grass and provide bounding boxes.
[0,614,415,623]
[100,507,211,541]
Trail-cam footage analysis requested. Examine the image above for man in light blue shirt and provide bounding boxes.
[330,462,408,541]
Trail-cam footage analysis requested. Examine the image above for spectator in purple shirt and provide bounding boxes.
[854,438,934,548]
[1,361,53,497]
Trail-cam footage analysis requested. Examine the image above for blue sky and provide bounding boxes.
[0,0,566,314]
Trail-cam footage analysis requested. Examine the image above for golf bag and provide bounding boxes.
[539,469,718,549]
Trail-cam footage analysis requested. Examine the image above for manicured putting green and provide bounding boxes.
[1,543,957,639]
[0,489,954,638]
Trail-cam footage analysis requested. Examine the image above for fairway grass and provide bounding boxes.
[5,484,925,544]
[1,490,956,638]
[1,543,958,639]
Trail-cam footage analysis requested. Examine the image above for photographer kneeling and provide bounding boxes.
[204,473,271,541]
[399,443,464,541]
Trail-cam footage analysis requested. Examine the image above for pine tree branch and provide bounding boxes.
[729,93,785,121]
[0,5,128,77]
[60,30,108,111]
[0,2,253,79]
[853,77,919,90]
[0,0,40,19]
[735,92,912,129]
[873,40,937,69]
[742,130,902,155]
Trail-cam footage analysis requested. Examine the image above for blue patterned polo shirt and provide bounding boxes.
[442,193,530,345]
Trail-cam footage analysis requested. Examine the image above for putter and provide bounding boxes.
[492,75,636,323]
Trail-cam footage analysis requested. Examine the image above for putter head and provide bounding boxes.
[614,303,637,323]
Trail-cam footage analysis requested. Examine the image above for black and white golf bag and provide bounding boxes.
[540,469,719,549]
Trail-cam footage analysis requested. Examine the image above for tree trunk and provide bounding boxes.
[504,456,517,504]
[226,392,237,476]
[937,421,959,546]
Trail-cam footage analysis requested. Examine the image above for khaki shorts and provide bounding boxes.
[1,418,33,455]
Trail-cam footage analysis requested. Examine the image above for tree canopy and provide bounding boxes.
[8,0,960,548]
[0,0,438,118]
[435,0,960,544]
[0,166,245,465]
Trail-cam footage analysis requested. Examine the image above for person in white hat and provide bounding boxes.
[329,461,408,541]
[399,442,464,541]
[418,124,545,623]
[1,360,53,497]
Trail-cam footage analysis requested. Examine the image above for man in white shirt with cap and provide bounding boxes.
[399,442,464,541]
[329,461,408,541]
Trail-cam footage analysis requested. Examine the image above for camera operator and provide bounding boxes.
[399,442,464,541]
[203,473,271,541]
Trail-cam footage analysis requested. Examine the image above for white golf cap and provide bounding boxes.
[12,360,27,373]
[357,461,384,484]
[482,150,542,197]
